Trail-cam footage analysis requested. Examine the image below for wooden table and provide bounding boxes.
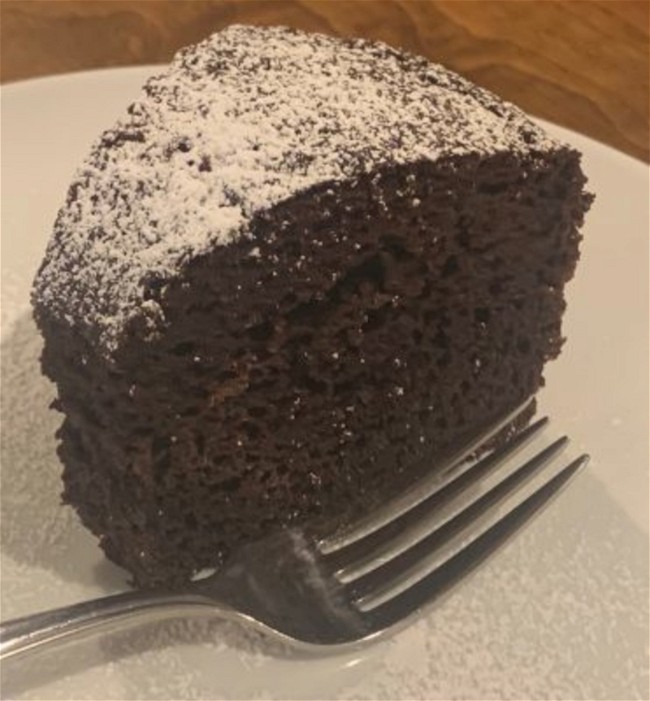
[2,0,648,161]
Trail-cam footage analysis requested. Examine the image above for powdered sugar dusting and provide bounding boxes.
[32,24,563,358]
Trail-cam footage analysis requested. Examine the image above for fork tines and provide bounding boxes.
[318,406,588,629]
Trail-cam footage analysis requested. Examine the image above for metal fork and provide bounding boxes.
[0,401,587,660]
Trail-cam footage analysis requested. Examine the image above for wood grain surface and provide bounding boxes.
[1,0,648,161]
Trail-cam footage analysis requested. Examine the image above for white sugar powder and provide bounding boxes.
[32,25,563,359]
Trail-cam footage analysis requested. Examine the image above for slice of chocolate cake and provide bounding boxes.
[32,25,592,587]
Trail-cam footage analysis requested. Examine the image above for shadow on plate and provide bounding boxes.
[0,312,111,588]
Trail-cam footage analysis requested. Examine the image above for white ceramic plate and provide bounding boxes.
[1,67,648,700]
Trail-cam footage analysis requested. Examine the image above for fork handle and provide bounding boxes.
[0,589,228,661]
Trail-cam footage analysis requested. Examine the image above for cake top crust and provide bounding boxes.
[32,24,564,357]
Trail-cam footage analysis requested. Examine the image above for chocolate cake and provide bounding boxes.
[32,25,592,587]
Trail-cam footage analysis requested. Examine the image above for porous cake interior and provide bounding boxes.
[43,151,587,586]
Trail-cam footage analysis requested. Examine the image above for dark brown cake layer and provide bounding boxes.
[39,149,590,586]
